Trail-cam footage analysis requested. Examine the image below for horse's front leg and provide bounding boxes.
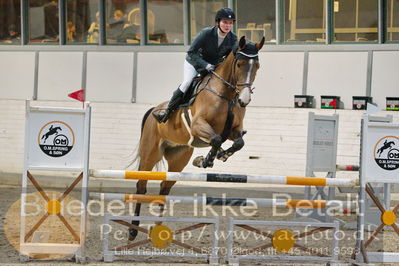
[217,130,246,162]
[201,135,223,168]
[128,179,147,241]
[191,118,222,168]
[154,181,176,226]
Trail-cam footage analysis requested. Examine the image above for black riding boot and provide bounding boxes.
[153,88,184,123]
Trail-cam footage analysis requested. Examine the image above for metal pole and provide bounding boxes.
[183,0,190,45]
[21,0,29,45]
[59,0,66,45]
[139,0,147,45]
[228,0,237,34]
[302,51,309,95]
[276,0,283,44]
[366,50,373,97]
[378,0,387,44]
[99,0,106,45]
[81,51,87,100]
[131,51,138,103]
[33,51,39,100]
[355,116,367,263]
[326,0,333,44]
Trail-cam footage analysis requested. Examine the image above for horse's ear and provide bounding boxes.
[239,36,246,50]
[256,37,265,51]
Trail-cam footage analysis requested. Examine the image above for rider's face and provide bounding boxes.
[219,19,234,33]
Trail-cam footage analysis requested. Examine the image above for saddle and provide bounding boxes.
[179,74,207,108]
[178,72,235,148]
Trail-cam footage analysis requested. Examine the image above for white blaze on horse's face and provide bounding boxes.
[238,59,255,107]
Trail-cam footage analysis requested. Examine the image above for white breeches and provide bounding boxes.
[178,60,198,93]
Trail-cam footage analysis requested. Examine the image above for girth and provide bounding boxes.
[220,99,236,142]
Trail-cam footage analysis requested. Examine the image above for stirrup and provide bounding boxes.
[153,110,170,123]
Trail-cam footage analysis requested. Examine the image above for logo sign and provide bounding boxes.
[38,121,75,157]
[374,136,399,171]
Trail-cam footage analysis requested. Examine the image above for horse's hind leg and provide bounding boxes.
[129,139,163,241]
[155,146,194,223]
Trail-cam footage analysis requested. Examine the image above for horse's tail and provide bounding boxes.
[127,107,163,170]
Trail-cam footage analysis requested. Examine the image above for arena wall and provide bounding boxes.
[1,99,397,179]
[1,49,399,108]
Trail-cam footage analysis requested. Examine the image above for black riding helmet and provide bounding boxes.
[215,7,236,22]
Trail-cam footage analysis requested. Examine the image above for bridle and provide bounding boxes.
[210,50,258,96]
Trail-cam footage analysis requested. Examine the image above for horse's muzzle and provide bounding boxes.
[238,99,248,107]
[238,87,252,107]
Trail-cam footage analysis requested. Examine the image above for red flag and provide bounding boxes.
[330,98,337,108]
[68,89,85,102]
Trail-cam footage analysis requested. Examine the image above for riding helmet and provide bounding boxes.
[215,7,236,22]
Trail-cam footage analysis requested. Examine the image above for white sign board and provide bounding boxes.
[21,101,90,260]
[310,119,337,171]
[361,115,399,185]
[25,105,88,170]
[306,113,338,173]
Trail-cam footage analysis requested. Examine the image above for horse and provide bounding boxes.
[41,125,62,143]
[377,140,395,156]
[129,36,265,240]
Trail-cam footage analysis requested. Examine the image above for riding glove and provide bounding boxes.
[205,64,215,72]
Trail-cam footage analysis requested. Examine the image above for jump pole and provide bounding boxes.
[336,164,360,171]
[90,192,356,210]
[90,170,358,188]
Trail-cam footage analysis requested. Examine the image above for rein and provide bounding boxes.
[210,70,238,93]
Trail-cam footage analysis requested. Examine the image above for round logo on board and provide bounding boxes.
[374,136,399,171]
[38,121,75,157]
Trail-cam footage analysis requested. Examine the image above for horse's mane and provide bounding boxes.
[216,50,235,70]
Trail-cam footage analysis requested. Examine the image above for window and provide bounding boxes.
[147,0,183,44]
[333,0,378,42]
[66,0,98,44]
[284,0,326,42]
[0,1,393,46]
[387,0,399,41]
[0,0,21,44]
[106,0,139,44]
[190,0,227,41]
[29,0,59,43]
[237,0,275,43]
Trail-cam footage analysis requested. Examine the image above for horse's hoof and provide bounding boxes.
[193,156,204,168]
[202,159,213,168]
[216,151,227,161]
[216,148,226,161]
[128,220,140,241]
[217,154,229,162]
[128,229,138,241]
[217,151,232,162]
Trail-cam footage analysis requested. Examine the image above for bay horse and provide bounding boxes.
[129,36,265,240]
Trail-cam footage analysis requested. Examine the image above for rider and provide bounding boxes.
[153,7,237,123]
